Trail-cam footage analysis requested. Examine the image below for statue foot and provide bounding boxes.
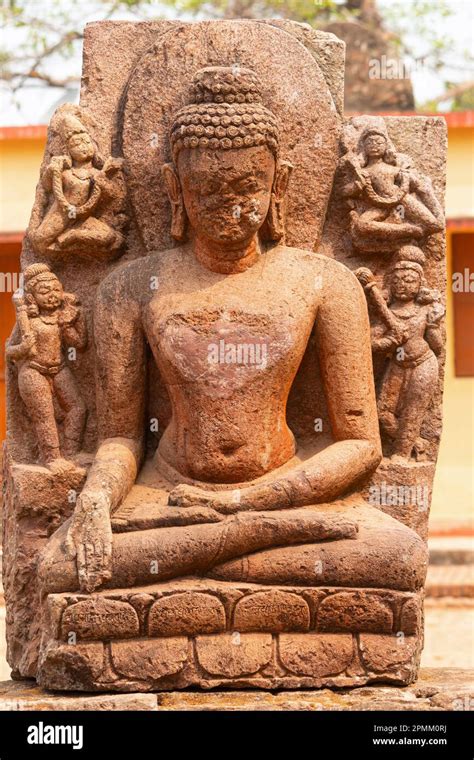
[46,457,86,478]
[168,483,239,515]
[390,453,410,465]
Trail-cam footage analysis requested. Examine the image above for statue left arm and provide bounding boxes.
[170,259,382,513]
[60,297,88,350]
[425,301,445,356]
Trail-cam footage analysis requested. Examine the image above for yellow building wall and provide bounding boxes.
[434,228,474,524]
[0,138,43,232]
[433,125,474,524]
[445,127,474,218]
[0,126,472,525]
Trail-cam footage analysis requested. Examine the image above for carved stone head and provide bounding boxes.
[23,263,64,315]
[162,66,293,246]
[389,245,427,303]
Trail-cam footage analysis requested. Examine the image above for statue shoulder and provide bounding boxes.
[97,247,181,305]
[283,246,360,287]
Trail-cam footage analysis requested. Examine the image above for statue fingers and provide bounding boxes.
[64,528,77,560]
[173,506,224,524]
[76,542,90,592]
[213,501,241,515]
[168,484,208,507]
[93,540,113,584]
[77,541,110,593]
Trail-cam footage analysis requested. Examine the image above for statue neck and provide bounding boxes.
[193,235,261,274]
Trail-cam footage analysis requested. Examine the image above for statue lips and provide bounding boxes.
[158,312,294,399]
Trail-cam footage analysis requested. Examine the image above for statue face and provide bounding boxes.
[177,146,275,248]
[391,269,420,301]
[68,132,94,163]
[30,278,64,311]
[364,133,386,160]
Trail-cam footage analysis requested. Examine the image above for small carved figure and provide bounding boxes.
[7,264,88,473]
[341,119,444,253]
[356,245,444,462]
[30,108,127,260]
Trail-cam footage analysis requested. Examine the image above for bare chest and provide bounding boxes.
[143,281,317,391]
[62,170,93,203]
[30,318,62,361]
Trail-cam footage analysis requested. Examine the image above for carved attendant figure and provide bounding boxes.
[30,109,126,260]
[40,67,385,595]
[7,264,88,473]
[356,246,444,462]
[341,123,444,252]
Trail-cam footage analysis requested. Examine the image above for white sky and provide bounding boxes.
[1,0,473,125]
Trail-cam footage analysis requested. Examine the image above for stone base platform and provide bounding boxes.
[38,632,422,691]
[1,669,472,710]
[38,580,424,691]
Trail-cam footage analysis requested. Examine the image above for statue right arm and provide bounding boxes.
[81,264,147,512]
[65,264,146,592]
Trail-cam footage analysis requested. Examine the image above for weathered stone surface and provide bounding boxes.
[1,457,86,678]
[38,642,104,691]
[147,592,226,637]
[265,21,345,117]
[320,114,446,541]
[111,638,188,682]
[359,633,420,675]
[400,598,422,635]
[363,459,436,540]
[233,591,310,632]
[0,669,471,710]
[156,669,474,711]
[61,598,139,641]
[316,591,393,633]
[279,633,353,678]
[195,634,273,678]
[4,460,87,519]
[0,680,158,711]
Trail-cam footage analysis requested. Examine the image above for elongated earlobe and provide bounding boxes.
[261,160,293,242]
[162,163,187,242]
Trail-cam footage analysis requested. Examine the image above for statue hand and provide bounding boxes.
[20,332,36,354]
[58,297,80,327]
[102,156,124,176]
[389,323,409,346]
[65,490,113,593]
[50,154,71,172]
[427,301,445,326]
[168,484,240,515]
[355,267,376,290]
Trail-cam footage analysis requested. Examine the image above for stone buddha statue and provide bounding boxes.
[4,38,438,690]
[39,66,425,608]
